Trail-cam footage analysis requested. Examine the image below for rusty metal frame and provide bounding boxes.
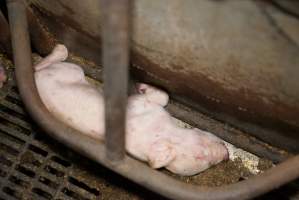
[6,0,299,199]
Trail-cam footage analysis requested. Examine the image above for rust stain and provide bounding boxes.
[57,0,76,15]
[171,63,184,71]
[30,4,102,64]
[131,51,299,134]
[31,4,100,43]
[27,7,57,56]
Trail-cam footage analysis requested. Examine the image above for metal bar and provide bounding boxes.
[6,0,299,199]
[101,0,130,162]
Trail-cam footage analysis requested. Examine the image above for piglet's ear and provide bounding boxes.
[147,139,176,169]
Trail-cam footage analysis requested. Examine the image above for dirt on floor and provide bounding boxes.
[162,157,272,187]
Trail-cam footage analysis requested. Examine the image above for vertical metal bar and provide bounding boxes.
[6,0,33,90]
[101,0,130,161]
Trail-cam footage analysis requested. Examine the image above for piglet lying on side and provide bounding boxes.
[34,44,228,176]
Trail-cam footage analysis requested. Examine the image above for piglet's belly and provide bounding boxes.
[126,112,173,160]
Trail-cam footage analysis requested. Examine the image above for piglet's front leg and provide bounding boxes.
[136,83,169,106]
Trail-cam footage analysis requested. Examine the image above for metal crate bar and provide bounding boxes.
[101,0,130,162]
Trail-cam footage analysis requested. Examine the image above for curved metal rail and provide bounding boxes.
[6,0,299,199]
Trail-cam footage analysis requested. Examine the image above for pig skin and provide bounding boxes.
[34,44,228,176]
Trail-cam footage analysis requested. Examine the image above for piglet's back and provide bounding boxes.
[35,62,105,139]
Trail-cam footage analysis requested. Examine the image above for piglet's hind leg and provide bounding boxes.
[34,44,68,71]
[147,139,176,168]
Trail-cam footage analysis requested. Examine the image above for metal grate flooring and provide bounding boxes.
[0,82,160,200]
[0,84,102,200]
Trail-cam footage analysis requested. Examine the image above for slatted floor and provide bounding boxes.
[0,84,101,200]
[0,81,161,200]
